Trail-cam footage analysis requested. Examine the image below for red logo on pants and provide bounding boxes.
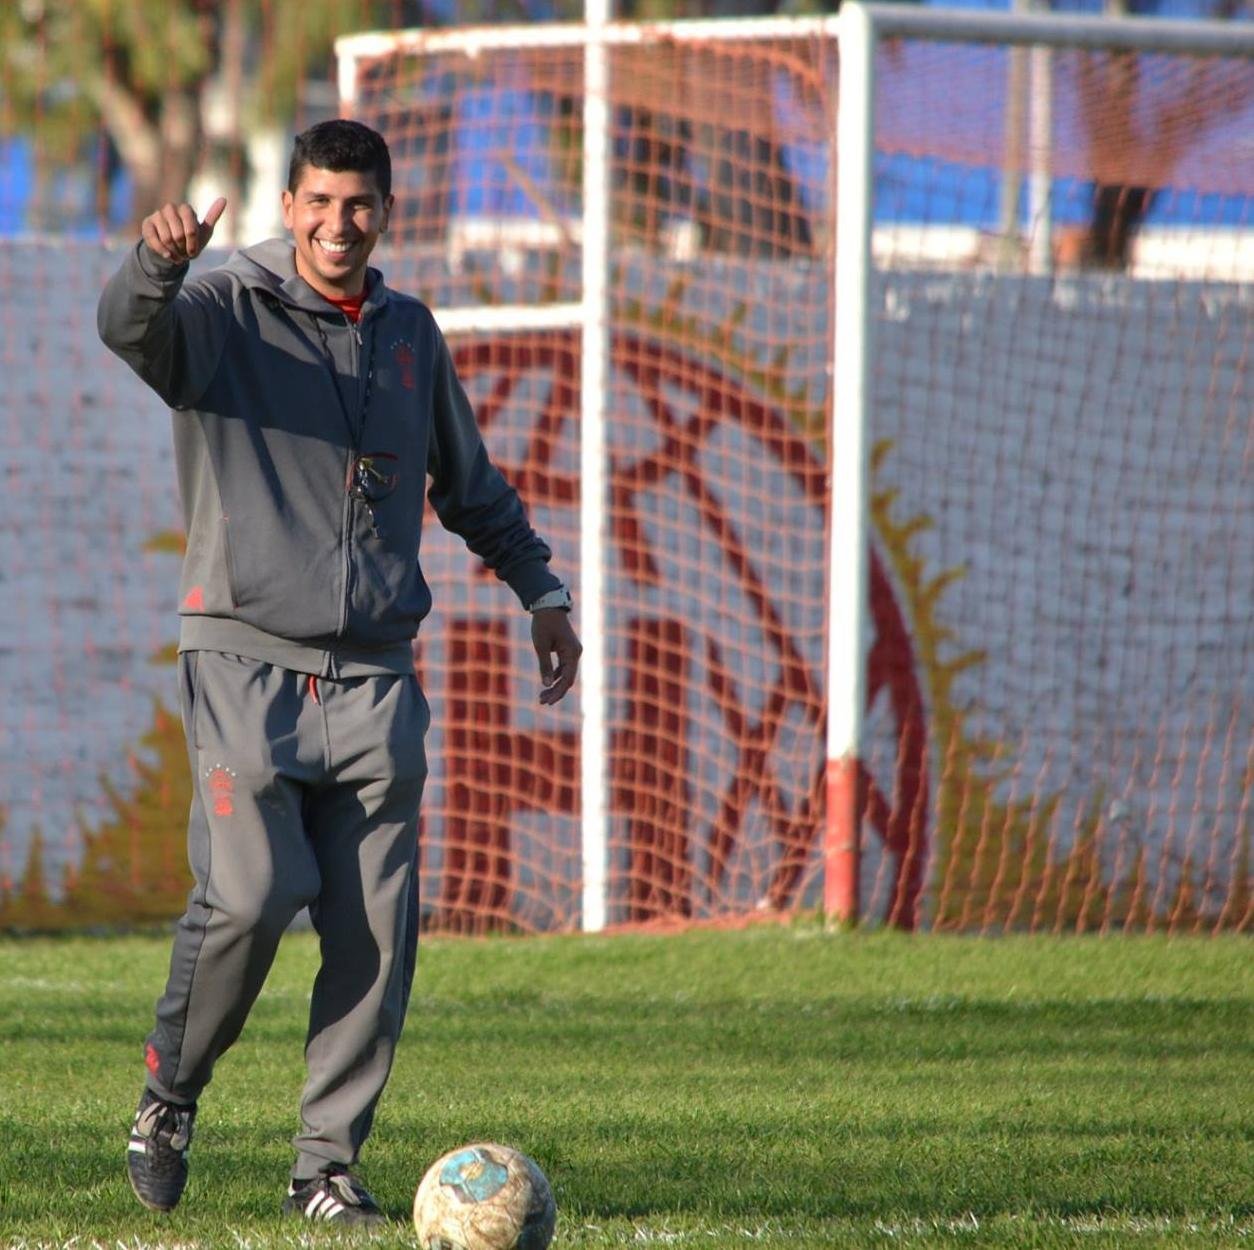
[204,765,237,817]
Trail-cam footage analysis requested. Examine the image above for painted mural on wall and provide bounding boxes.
[0,246,1248,932]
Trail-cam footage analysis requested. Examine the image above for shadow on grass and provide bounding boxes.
[4,996,1250,1064]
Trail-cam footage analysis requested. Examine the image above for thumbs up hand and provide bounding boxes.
[141,197,228,263]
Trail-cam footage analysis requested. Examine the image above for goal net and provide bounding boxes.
[0,7,1248,936]
[335,9,1251,935]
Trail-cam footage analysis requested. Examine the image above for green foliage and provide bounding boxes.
[83,0,214,95]
[0,1,392,135]
[0,0,408,215]
[247,1,404,128]
[0,929,1250,1247]
[0,1,210,159]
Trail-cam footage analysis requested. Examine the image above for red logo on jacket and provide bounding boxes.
[394,341,416,391]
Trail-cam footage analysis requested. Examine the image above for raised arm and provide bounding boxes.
[96,198,232,410]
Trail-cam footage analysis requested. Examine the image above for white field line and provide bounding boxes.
[1,1235,348,1250]
[0,976,90,992]
[3,1214,1251,1249]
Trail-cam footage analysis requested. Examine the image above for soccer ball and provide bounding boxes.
[413,1142,556,1250]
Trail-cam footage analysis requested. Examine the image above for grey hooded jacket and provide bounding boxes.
[98,239,562,677]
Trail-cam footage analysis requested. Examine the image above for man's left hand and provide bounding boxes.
[532,609,582,706]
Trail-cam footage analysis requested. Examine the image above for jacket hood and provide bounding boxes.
[226,238,390,315]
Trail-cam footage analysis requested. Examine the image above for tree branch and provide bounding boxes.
[86,70,161,189]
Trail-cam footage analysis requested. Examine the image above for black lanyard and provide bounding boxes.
[308,311,375,447]
[308,311,393,537]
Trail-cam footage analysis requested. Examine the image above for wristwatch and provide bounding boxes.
[528,584,573,613]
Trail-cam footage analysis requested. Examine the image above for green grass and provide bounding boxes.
[0,926,1250,1248]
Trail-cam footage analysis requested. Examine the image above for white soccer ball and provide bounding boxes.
[413,1142,556,1250]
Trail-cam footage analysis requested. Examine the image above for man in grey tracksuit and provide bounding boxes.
[97,120,581,1226]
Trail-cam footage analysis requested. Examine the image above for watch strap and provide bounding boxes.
[528,585,573,613]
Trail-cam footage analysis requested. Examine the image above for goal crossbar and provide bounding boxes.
[339,6,1254,98]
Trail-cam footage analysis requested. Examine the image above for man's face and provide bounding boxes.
[282,166,393,299]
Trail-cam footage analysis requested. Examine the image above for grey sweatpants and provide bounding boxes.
[144,650,429,1178]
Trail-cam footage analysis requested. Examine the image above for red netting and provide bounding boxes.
[366,27,1254,934]
[0,18,1250,934]
[861,35,1252,934]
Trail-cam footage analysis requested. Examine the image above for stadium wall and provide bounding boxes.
[0,240,1248,931]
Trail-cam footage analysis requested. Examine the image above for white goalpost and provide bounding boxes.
[578,0,611,934]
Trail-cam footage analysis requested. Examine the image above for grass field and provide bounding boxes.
[0,925,1250,1249]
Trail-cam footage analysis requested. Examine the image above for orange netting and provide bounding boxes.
[366,29,1254,934]
[1,19,1249,934]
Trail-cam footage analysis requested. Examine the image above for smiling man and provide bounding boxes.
[97,120,580,1226]
[282,158,388,300]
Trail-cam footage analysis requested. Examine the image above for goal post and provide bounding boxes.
[827,0,876,927]
[332,6,1253,936]
[579,0,611,934]
[823,2,1254,932]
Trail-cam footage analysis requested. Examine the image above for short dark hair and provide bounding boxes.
[288,119,392,199]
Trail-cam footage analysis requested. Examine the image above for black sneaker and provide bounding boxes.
[126,1089,196,1212]
[283,1169,388,1227]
